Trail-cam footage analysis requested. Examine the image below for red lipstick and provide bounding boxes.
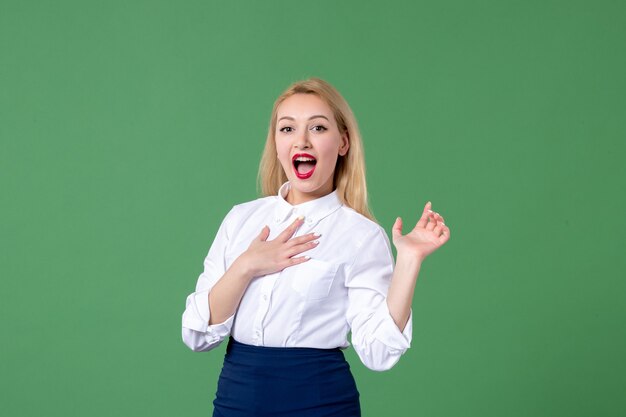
[292,153,317,179]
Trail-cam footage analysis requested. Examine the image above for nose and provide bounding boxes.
[293,129,311,149]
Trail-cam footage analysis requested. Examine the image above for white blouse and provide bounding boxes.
[181,181,413,371]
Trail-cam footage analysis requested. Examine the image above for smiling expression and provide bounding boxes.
[275,93,349,205]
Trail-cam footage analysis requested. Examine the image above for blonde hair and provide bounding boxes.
[257,77,375,221]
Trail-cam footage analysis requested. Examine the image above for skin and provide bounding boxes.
[208,93,451,334]
[275,93,349,205]
[387,202,450,332]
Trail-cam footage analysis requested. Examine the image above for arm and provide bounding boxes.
[181,207,239,352]
[346,202,450,371]
[345,227,414,372]
[386,254,421,333]
[182,214,320,352]
[209,216,322,324]
[208,259,254,326]
[387,201,450,333]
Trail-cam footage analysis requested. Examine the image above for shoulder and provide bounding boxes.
[221,195,275,226]
[231,195,275,214]
[336,205,388,247]
[337,207,395,272]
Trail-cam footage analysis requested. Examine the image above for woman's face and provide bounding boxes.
[275,93,349,205]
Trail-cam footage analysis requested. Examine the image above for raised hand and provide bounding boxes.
[391,201,450,263]
[237,216,320,278]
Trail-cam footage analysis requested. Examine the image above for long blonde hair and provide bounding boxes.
[257,77,375,222]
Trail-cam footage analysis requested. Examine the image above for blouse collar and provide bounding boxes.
[274,181,343,226]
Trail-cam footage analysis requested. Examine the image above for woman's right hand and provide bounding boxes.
[235,216,320,278]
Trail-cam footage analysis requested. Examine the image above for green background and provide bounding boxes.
[1,1,625,416]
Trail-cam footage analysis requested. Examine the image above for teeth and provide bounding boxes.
[294,157,316,162]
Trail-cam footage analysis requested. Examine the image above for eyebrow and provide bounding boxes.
[278,115,330,122]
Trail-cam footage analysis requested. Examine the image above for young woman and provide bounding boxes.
[182,77,450,417]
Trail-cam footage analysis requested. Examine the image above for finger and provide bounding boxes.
[286,255,311,267]
[416,202,431,229]
[286,240,320,258]
[257,225,270,242]
[439,225,451,243]
[425,211,438,231]
[392,217,403,240]
[433,220,445,237]
[430,212,444,231]
[276,216,305,242]
[287,232,321,246]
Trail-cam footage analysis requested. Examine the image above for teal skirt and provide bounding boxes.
[212,336,361,417]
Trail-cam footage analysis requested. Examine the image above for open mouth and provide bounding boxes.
[292,153,317,179]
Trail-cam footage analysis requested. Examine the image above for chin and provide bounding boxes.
[291,177,333,195]
[290,179,319,191]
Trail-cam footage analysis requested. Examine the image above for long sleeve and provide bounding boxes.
[345,226,413,371]
[181,206,237,352]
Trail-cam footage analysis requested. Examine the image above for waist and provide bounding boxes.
[216,338,360,416]
[226,336,343,360]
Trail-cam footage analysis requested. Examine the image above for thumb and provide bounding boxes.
[257,225,270,241]
[392,217,403,239]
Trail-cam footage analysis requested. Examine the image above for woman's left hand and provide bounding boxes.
[392,201,450,263]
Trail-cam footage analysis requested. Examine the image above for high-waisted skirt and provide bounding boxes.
[212,336,361,417]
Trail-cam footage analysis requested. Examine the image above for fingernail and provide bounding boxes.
[313,240,319,245]
[313,232,321,237]
[304,255,311,259]
[297,215,304,220]
[428,209,433,213]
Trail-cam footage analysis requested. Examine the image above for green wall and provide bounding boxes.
[1,1,624,416]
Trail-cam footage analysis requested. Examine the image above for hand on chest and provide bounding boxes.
[225,217,347,301]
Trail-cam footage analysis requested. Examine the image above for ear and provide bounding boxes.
[338,131,350,156]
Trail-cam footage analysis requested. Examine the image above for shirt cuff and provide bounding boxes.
[182,289,235,335]
[372,301,413,351]
[204,314,235,344]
